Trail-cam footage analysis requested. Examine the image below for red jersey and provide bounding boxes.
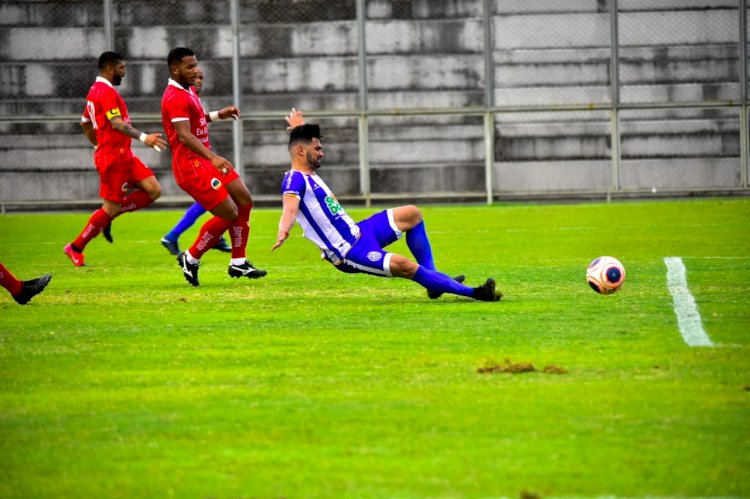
[81,76,133,162]
[161,79,212,181]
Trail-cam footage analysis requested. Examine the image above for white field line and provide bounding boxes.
[664,257,713,347]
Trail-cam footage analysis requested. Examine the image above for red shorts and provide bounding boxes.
[96,154,154,203]
[174,158,239,211]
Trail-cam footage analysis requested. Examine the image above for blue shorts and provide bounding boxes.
[330,209,402,277]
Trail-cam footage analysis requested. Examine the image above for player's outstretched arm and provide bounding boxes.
[141,132,167,152]
[272,195,301,251]
[109,116,166,152]
[208,106,240,123]
[285,108,305,130]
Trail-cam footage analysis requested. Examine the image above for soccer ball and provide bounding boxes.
[586,256,625,295]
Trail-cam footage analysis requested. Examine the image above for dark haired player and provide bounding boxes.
[64,51,166,267]
[161,47,265,286]
[160,67,231,255]
[272,109,502,301]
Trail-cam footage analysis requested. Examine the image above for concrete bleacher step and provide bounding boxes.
[1,0,744,203]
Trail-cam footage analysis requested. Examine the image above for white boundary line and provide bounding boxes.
[664,257,713,347]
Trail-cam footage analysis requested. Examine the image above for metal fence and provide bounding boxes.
[0,0,748,210]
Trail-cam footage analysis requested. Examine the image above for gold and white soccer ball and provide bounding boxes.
[586,256,625,295]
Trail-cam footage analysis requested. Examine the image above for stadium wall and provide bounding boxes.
[0,0,747,210]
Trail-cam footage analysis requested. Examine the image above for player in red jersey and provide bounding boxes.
[159,68,231,255]
[161,47,266,286]
[63,51,167,267]
[0,262,52,305]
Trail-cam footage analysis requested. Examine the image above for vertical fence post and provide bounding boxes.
[483,0,495,205]
[230,0,244,178]
[103,0,114,50]
[740,0,748,188]
[609,0,621,198]
[356,0,371,207]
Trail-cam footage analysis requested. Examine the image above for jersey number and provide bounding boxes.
[86,101,97,129]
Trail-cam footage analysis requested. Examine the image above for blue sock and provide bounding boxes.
[165,202,207,242]
[413,266,474,298]
[406,221,436,271]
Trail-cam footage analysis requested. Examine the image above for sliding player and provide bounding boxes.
[273,110,502,302]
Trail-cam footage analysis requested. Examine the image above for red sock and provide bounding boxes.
[189,215,233,259]
[0,262,23,296]
[73,209,113,250]
[119,190,153,215]
[230,203,251,259]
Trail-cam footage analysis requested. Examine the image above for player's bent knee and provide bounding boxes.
[141,177,162,200]
[223,208,239,221]
[389,255,418,279]
[224,206,240,222]
[393,205,423,231]
[405,204,423,219]
[238,196,253,211]
[410,205,424,223]
[211,197,239,221]
[102,202,121,218]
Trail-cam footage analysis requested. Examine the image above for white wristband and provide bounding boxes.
[139,132,147,143]
[209,110,220,122]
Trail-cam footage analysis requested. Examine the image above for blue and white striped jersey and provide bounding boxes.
[281,169,360,262]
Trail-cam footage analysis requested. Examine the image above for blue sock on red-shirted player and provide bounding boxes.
[165,202,207,242]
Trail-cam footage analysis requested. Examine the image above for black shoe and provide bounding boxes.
[428,274,466,299]
[177,252,200,286]
[228,261,267,279]
[212,237,232,253]
[161,237,181,256]
[473,278,502,302]
[13,274,52,305]
[102,224,113,243]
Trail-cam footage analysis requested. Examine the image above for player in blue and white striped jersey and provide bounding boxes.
[271,110,501,302]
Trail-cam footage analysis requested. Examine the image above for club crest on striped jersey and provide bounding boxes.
[210,178,221,190]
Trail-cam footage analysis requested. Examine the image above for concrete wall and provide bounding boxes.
[0,0,745,205]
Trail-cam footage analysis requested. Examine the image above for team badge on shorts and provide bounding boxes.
[121,182,128,193]
[367,251,382,262]
[210,178,221,190]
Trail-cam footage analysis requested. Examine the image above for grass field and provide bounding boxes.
[1,198,749,498]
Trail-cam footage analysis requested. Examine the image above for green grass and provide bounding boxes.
[1,199,749,498]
